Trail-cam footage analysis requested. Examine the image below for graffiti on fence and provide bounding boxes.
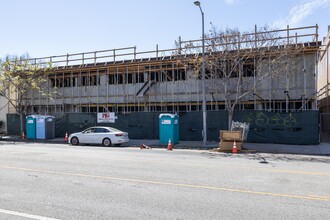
[243,112,297,127]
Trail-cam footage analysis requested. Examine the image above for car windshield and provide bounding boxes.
[82,128,95,133]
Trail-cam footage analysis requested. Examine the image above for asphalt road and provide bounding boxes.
[0,142,329,220]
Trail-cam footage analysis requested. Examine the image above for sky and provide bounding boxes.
[0,0,329,59]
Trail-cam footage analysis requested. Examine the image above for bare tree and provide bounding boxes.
[177,25,303,130]
[0,55,52,136]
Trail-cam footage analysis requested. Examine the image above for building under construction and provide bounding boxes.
[4,25,321,144]
[17,25,319,116]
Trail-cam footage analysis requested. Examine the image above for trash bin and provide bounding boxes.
[36,115,55,139]
[26,115,37,139]
[159,113,179,144]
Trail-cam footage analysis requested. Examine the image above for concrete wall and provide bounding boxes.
[0,96,8,133]
[258,54,316,100]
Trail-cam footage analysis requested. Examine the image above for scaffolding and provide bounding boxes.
[19,25,320,116]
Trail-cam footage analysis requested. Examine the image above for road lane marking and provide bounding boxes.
[1,151,330,177]
[0,208,59,220]
[2,166,330,202]
[105,159,330,177]
[309,195,330,199]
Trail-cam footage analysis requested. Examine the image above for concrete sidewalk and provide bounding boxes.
[1,135,330,156]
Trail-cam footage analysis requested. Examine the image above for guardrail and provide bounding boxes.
[17,25,319,68]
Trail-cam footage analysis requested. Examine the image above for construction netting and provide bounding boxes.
[233,110,319,145]
[6,110,319,145]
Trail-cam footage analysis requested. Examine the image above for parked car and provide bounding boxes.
[68,126,129,147]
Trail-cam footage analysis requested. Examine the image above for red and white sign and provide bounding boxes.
[97,112,115,123]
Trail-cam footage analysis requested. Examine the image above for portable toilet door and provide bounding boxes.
[26,115,37,139]
[45,116,55,139]
[36,116,46,139]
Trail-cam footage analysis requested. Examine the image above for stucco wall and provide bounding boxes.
[318,28,330,102]
[0,96,8,132]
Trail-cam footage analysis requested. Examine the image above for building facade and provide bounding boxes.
[18,25,319,117]
[2,25,323,144]
[318,25,330,141]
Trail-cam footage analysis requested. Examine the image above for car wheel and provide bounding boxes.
[102,138,112,147]
[114,144,121,147]
[71,137,79,146]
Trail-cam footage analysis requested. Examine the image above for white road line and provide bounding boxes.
[0,208,60,220]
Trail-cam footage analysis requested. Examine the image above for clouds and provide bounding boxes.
[273,0,330,28]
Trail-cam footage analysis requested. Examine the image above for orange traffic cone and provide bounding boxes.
[167,139,173,151]
[22,131,26,140]
[232,140,237,154]
[64,132,68,141]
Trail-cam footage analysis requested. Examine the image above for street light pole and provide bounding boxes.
[194,1,207,146]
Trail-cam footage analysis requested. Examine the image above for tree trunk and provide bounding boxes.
[228,110,233,131]
[20,112,25,137]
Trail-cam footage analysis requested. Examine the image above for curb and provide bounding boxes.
[1,137,329,157]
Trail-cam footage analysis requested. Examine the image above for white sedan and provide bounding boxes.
[68,126,129,147]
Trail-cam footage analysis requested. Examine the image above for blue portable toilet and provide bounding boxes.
[36,115,55,139]
[26,115,37,139]
[159,113,179,144]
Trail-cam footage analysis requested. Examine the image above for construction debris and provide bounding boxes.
[140,144,152,149]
